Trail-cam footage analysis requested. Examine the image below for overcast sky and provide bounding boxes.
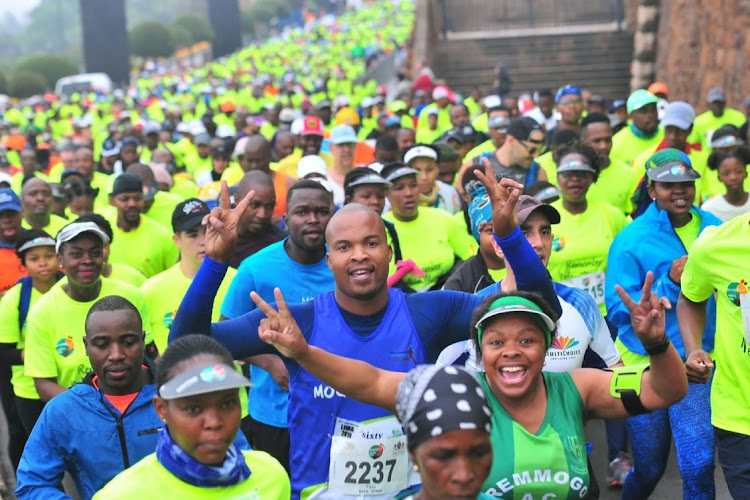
[0,0,40,23]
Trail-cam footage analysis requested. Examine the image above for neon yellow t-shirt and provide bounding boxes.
[680,213,750,435]
[184,154,212,175]
[689,108,747,149]
[274,150,335,180]
[587,159,644,214]
[383,207,475,291]
[487,267,508,282]
[466,139,496,161]
[24,277,153,390]
[170,176,199,200]
[610,126,664,169]
[536,152,557,183]
[141,263,237,353]
[547,200,628,313]
[674,211,702,251]
[144,191,183,230]
[108,263,146,287]
[108,216,179,278]
[0,283,42,399]
[93,450,290,500]
[21,213,69,238]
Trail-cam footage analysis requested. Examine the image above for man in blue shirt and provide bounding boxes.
[221,179,334,472]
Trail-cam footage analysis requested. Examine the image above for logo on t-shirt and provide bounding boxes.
[550,336,579,350]
[390,346,417,364]
[552,236,566,252]
[369,443,385,459]
[726,280,748,306]
[162,310,176,328]
[55,336,75,357]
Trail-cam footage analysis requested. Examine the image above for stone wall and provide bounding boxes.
[655,0,750,112]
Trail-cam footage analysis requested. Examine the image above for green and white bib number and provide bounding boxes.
[564,271,606,305]
[328,417,412,496]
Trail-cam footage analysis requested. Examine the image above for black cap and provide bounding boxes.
[110,174,143,196]
[507,117,543,142]
[211,144,230,158]
[172,198,210,232]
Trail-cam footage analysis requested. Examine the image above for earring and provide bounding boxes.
[413,464,419,472]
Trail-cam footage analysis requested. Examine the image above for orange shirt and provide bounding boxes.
[354,142,375,166]
[272,172,292,218]
[0,247,25,297]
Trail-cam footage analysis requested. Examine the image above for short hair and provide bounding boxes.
[286,179,332,206]
[65,181,99,201]
[15,229,54,264]
[581,112,611,129]
[375,133,399,153]
[76,213,114,244]
[707,145,750,171]
[469,290,559,358]
[536,89,554,99]
[85,295,141,333]
[237,170,274,200]
[155,335,234,395]
[460,164,485,190]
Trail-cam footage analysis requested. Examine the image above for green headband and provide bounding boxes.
[475,296,554,348]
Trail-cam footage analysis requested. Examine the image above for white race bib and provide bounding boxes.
[328,417,412,496]
[563,271,606,305]
[739,293,750,344]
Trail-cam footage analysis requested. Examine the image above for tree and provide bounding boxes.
[0,69,7,95]
[170,25,193,49]
[15,55,78,88]
[172,14,214,44]
[8,70,47,98]
[129,21,175,58]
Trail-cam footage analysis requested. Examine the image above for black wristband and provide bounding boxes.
[644,333,670,356]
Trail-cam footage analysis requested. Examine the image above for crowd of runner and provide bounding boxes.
[0,0,748,499]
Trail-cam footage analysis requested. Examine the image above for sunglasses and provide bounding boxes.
[518,140,543,155]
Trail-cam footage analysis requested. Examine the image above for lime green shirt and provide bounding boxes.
[22,213,69,238]
[144,191,183,230]
[108,216,179,278]
[547,200,628,313]
[108,263,146,287]
[689,108,747,149]
[93,450,290,500]
[0,283,42,399]
[679,214,750,435]
[674,211,702,251]
[587,160,643,214]
[383,207,475,291]
[141,263,237,353]
[24,277,153,389]
[466,139,497,161]
[610,126,664,169]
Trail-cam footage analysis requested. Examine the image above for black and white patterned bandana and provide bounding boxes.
[395,365,492,450]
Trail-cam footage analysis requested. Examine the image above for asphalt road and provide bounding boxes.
[0,407,734,499]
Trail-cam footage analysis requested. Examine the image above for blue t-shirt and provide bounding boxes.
[221,239,334,427]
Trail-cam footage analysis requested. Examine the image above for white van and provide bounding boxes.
[55,73,113,97]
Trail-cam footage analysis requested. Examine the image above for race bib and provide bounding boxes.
[563,271,606,305]
[740,293,750,344]
[328,417,411,496]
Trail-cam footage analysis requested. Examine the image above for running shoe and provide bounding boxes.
[606,452,633,487]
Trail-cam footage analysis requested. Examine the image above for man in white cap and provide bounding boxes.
[327,125,359,206]
[690,87,747,149]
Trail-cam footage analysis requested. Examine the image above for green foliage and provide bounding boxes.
[0,69,7,95]
[129,21,175,58]
[15,55,78,88]
[8,70,47,98]
[170,25,193,49]
[241,10,256,36]
[172,14,214,43]
[247,2,277,24]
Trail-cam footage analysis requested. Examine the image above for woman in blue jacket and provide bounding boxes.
[605,149,719,500]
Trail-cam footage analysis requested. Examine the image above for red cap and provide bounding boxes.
[301,116,324,136]
[648,82,669,96]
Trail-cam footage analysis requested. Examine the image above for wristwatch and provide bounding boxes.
[644,333,671,355]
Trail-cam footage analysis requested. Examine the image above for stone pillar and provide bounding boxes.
[630,0,659,91]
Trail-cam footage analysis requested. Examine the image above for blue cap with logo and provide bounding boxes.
[0,188,21,213]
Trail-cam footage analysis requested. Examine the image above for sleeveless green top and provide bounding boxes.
[479,371,590,499]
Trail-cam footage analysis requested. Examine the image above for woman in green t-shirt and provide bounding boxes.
[547,146,628,312]
[250,281,688,500]
[94,335,290,499]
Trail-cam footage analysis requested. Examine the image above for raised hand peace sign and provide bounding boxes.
[473,157,524,238]
[203,181,255,264]
[250,288,310,360]
[615,271,668,346]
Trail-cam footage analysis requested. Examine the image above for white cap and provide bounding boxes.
[426,107,439,116]
[233,136,249,158]
[176,122,190,134]
[216,124,235,138]
[290,117,305,135]
[189,120,207,136]
[404,145,438,165]
[432,86,449,100]
[483,95,502,109]
[297,155,328,179]
[361,96,375,108]
[0,171,12,186]
[56,221,110,253]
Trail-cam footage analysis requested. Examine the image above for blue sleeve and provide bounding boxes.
[15,406,70,500]
[605,235,648,333]
[221,261,258,318]
[492,227,562,317]
[170,257,314,361]
[407,290,483,361]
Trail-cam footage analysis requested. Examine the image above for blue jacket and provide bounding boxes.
[15,365,249,500]
[605,202,718,357]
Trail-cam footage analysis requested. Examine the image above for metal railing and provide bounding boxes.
[441,0,625,33]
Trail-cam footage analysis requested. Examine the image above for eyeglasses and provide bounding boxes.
[558,98,582,107]
[518,140,543,155]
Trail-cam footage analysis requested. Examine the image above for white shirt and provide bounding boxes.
[701,194,750,223]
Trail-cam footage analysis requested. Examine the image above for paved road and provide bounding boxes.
[0,407,734,499]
